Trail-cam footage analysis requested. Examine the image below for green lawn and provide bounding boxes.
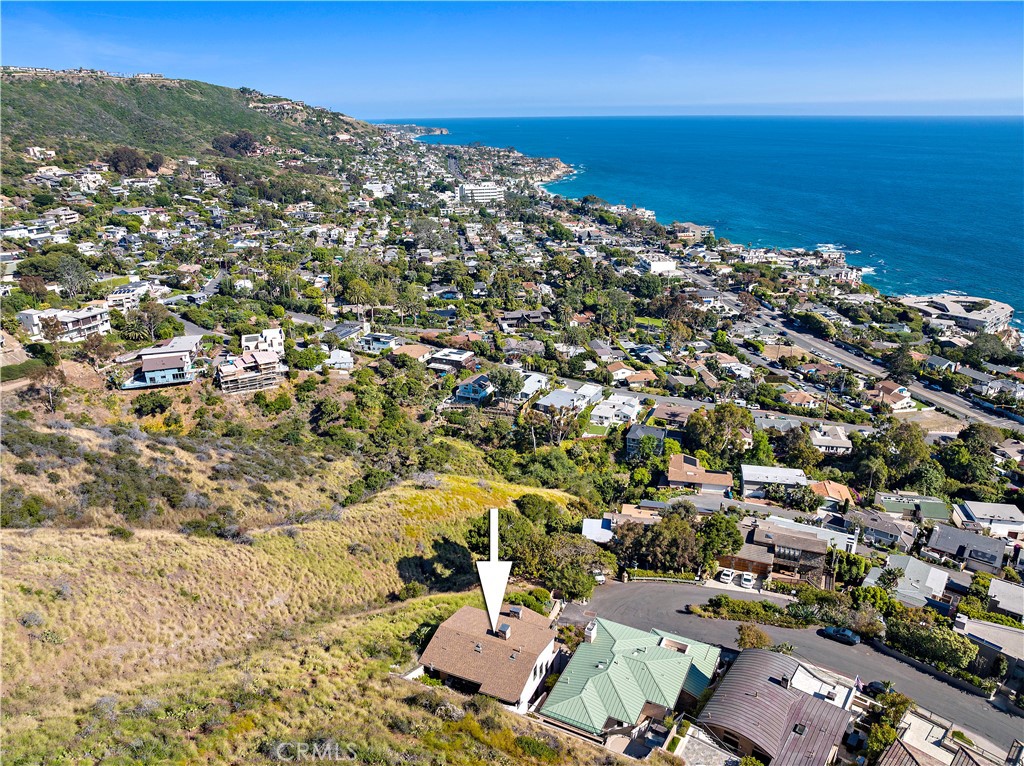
[584,423,611,437]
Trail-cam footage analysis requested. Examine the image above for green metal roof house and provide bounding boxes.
[540,618,720,740]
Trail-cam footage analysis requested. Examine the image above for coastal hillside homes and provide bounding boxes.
[430,347,476,370]
[540,618,720,743]
[535,384,603,414]
[952,614,1024,683]
[356,332,400,354]
[511,371,550,403]
[637,254,676,275]
[582,500,667,544]
[649,404,694,430]
[865,380,915,411]
[877,491,951,524]
[498,308,550,332]
[781,390,821,409]
[589,339,625,362]
[923,525,1004,575]
[625,369,658,389]
[390,343,433,364]
[607,360,636,382]
[722,516,857,586]
[986,579,1024,623]
[810,424,852,455]
[326,320,370,347]
[589,394,642,428]
[216,350,288,394]
[666,453,733,495]
[241,327,285,355]
[952,501,1024,539]
[696,649,854,766]
[899,293,1014,335]
[830,510,918,552]
[809,480,856,511]
[325,348,354,371]
[17,306,111,342]
[625,424,666,458]
[862,554,949,610]
[416,604,556,712]
[106,280,153,311]
[740,464,808,498]
[454,373,494,405]
[121,335,203,390]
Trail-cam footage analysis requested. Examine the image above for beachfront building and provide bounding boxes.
[898,294,1014,335]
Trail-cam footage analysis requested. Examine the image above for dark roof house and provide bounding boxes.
[698,649,853,766]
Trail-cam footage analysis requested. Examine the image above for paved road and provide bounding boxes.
[759,317,1016,430]
[683,266,1016,431]
[560,581,1022,749]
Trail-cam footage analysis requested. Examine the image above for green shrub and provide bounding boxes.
[108,525,135,541]
[0,359,45,382]
[133,392,173,417]
[397,582,427,601]
[514,735,558,761]
[626,568,697,581]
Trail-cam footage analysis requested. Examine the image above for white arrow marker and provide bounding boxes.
[476,507,512,633]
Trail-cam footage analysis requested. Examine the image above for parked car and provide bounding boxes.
[739,572,756,589]
[719,568,736,585]
[592,570,606,585]
[863,681,892,698]
[823,626,861,645]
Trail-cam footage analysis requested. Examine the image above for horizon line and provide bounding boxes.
[367,113,1024,122]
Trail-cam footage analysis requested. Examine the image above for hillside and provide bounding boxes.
[2,476,593,764]
[0,73,376,155]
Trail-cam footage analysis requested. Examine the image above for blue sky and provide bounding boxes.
[2,2,1022,118]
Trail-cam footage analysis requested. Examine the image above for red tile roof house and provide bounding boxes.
[417,605,557,712]
[781,390,820,409]
[666,453,734,495]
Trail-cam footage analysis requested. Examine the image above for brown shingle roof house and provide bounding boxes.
[418,604,557,710]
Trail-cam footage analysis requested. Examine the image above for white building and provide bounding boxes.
[741,464,808,498]
[17,306,112,342]
[637,254,676,275]
[241,327,286,355]
[589,394,642,427]
[954,501,1024,540]
[106,281,152,312]
[459,182,504,204]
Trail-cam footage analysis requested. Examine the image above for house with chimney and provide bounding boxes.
[416,604,557,712]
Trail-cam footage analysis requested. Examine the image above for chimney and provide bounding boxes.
[584,620,598,643]
[497,623,512,641]
[781,675,791,688]
[510,605,523,620]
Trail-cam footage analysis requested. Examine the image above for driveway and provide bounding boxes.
[560,581,1022,750]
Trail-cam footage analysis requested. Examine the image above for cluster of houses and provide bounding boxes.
[410,587,1022,765]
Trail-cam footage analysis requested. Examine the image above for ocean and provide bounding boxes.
[412,116,1024,315]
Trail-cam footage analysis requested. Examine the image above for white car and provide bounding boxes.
[593,570,606,585]
[740,572,756,589]
[719,568,736,585]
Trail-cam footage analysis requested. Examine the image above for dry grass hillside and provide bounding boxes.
[3,476,572,726]
[4,591,655,766]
